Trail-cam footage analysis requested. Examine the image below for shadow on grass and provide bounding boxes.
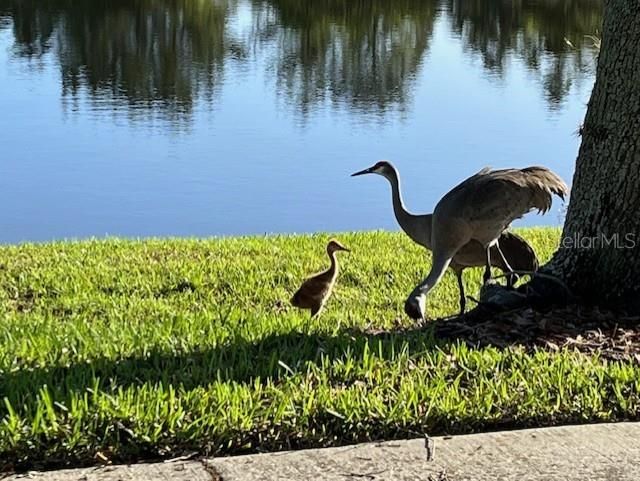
[3,304,639,407]
[1,327,440,402]
[1,305,639,471]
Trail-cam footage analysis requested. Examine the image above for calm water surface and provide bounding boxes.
[0,0,602,243]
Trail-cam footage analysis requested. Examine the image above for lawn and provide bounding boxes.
[1,228,639,471]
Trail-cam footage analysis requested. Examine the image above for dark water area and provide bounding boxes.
[0,0,602,243]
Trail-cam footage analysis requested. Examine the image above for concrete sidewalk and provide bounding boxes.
[7,423,640,481]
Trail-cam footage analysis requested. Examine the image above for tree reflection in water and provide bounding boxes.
[0,0,602,120]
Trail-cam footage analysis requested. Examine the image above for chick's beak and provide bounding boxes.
[351,166,374,177]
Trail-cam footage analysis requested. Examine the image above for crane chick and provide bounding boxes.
[291,239,350,319]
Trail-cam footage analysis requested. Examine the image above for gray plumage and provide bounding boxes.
[352,161,541,315]
[353,161,568,321]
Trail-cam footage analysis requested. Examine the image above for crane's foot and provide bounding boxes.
[506,272,520,288]
[404,295,427,323]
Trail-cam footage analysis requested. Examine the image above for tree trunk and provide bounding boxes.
[545,0,640,311]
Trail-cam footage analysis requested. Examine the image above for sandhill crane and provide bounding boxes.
[291,239,350,319]
[351,161,539,315]
[396,165,568,321]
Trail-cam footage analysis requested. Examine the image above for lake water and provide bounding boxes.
[0,0,601,244]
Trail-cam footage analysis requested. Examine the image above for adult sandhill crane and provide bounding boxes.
[351,161,539,315]
[398,165,568,321]
[291,239,350,319]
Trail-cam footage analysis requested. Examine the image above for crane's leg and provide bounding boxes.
[304,304,323,333]
[483,245,492,284]
[310,304,322,319]
[406,221,469,322]
[495,242,518,287]
[455,270,466,315]
[405,251,454,322]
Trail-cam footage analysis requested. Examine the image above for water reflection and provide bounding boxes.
[0,0,601,120]
[1,0,240,123]
[446,0,602,105]
[253,0,437,116]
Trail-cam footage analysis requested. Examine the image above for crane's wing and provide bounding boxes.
[291,270,332,307]
[439,166,568,223]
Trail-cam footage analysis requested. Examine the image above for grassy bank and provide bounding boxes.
[1,228,639,470]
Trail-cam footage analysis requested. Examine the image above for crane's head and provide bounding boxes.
[327,239,350,254]
[351,160,395,179]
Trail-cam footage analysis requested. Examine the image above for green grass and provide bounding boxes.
[1,228,639,470]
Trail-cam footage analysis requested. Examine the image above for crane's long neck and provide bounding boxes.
[386,170,432,249]
[327,249,338,277]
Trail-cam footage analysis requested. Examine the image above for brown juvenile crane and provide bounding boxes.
[352,161,540,315]
[398,165,569,321]
[291,239,350,319]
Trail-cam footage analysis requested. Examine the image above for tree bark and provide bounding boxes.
[545,0,640,311]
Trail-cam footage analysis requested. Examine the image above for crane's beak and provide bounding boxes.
[351,166,374,177]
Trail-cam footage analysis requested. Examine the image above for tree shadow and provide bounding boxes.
[1,304,640,471]
[0,327,439,406]
[3,304,638,411]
